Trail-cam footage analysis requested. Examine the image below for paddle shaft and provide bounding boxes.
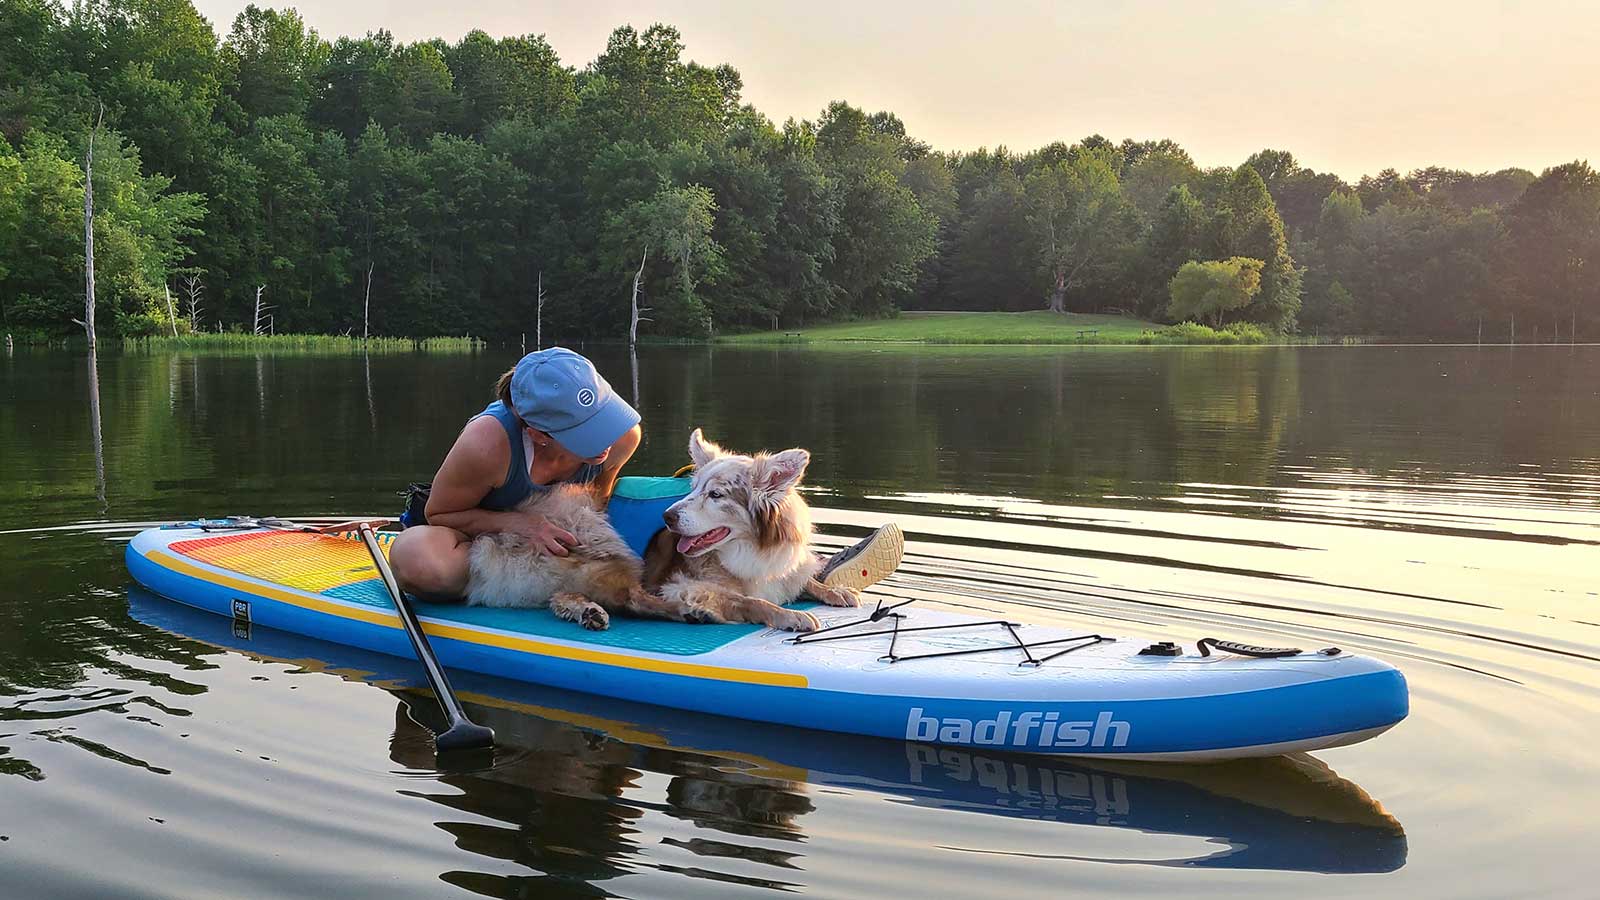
[356,523,494,752]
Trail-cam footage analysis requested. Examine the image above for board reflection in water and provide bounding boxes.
[393,690,1405,882]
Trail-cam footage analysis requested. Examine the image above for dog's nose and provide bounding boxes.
[663,507,681,529]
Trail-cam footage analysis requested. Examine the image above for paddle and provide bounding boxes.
[351,521,495,753]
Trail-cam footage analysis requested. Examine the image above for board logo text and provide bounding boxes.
[906,708,1131,749]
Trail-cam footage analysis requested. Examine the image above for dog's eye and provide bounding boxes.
[707,489,724,500]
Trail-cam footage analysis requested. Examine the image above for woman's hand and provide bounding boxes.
[515,513,578,556]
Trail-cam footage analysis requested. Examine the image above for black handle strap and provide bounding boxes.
[1197,637,1303,658]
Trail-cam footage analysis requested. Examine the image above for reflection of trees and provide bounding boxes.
[603,345,1303,507]
[1288,346,1600,481]
[0,584,220,781]
[5,343,1592,530]
[0,350,219,522]
[1162,347,1301,487]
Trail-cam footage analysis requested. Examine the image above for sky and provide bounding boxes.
[191,0,1600,180]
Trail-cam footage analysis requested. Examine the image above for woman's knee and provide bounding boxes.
[389,526,469,597]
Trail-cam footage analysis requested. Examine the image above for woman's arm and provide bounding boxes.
[424,417,577,555]
[589,424,643,503]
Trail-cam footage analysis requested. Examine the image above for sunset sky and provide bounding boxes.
[191,0,1600,180]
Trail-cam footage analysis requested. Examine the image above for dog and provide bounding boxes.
[463,483,659,630]
[463,431,854,633]
[640,429,862,633]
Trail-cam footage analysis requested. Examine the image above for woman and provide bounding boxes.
[390,347,642,601]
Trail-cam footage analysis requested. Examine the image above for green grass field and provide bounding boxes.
[720,311,1169,345]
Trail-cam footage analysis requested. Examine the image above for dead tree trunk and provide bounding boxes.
[630,344,640,409]
[253,285,272,335]
[629,249,651,347]
[183,274,204,330]
[362,262,373,340]
[536,270,546,350]
[87,349,106,511]
[164,283,179,336]
[77,108,103,350]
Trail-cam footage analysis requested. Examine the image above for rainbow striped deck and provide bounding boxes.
[142,527,790,658]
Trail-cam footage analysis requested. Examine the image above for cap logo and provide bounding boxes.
[576,388,597,408]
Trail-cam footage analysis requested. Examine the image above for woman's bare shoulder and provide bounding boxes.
[441,415,512,481]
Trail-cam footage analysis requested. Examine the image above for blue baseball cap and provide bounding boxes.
[509,348,640,459]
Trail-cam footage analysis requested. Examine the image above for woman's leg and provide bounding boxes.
[389,525,473,601]
[817,523,904,592]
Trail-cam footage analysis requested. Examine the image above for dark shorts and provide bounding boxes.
[398,482,431,529]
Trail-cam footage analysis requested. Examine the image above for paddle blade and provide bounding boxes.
[435,721,496,754]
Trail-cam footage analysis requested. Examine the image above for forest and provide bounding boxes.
[2,0,1597,342]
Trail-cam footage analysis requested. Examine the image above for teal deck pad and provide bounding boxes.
[612,475,694,500]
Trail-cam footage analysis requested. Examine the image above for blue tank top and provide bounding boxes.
[474,401,602,511]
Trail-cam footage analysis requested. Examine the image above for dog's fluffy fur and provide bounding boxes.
[641,429,861,632]
[463,484,653,630]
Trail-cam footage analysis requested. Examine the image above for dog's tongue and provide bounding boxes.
[676,527,729,555]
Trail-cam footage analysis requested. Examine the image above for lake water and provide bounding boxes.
[2,343,1597,898]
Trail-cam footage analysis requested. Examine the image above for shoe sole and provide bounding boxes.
[820,523,904,592]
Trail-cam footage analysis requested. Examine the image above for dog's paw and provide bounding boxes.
[580,605,610,631]
[772,609,821,632]
[683,604,724,625]
[814,584,860,608]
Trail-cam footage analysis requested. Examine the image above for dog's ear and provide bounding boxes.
[753,448,809,501]
[689,428,726,468]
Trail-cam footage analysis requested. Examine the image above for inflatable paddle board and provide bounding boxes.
[124,477,1408,761]
[126,585,1408,873]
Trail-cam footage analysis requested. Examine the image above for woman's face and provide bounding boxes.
[530,429,610,468]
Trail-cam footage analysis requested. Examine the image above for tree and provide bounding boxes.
[238,115,347,330]
[222,5,330,119]
[762,120,840,322]
[606,184,720,338]
[1246,149,1350,236]
[1506,161,1600,341]
[7,2,1595,344]
[1123,147,1200,219]
[0,126,201,336]
[945,167,1032,310]
[180,271,204,329]
[1168,257,1264,327]
[82,109,98,348]
[577,25,731,151]
[371,41,457,143]
[1138,184,1207,317]
[815,101,936,315]
[313,31,395,139]
[1317,189,1364,244]
[1212,165,1302,331]
[1023,152,1138,312]
[445,31,575,137]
